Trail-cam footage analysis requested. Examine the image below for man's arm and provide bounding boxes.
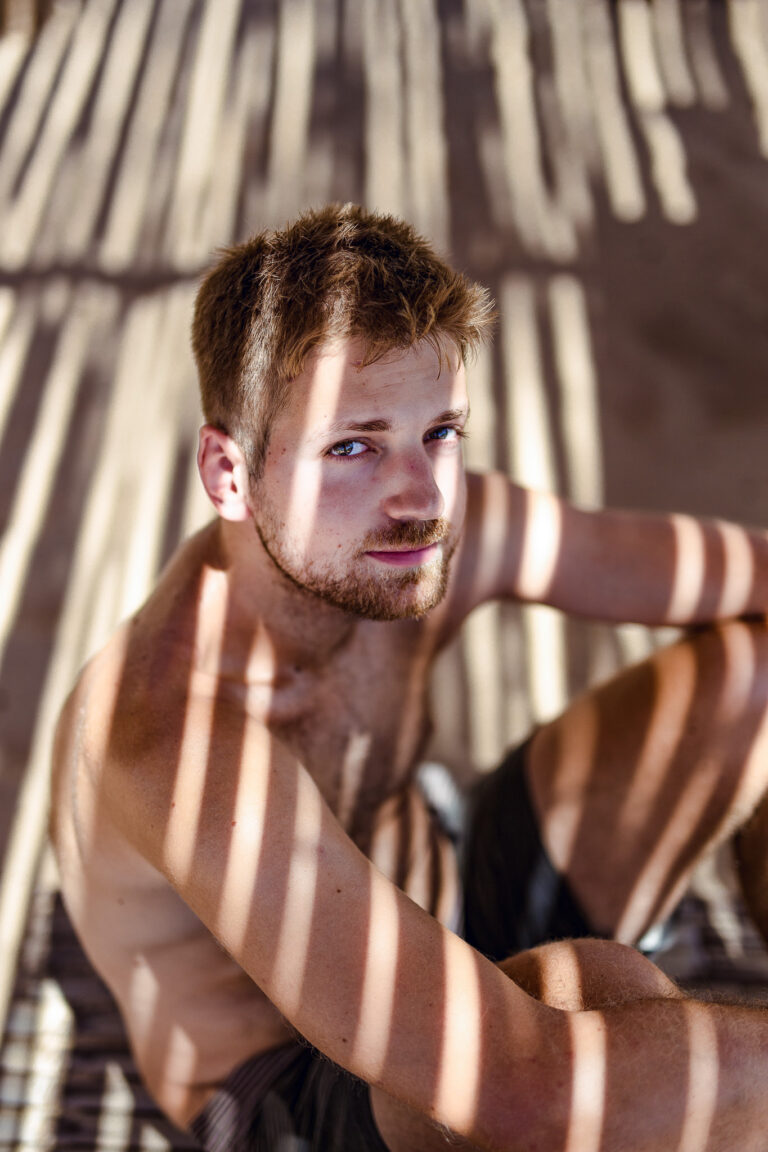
[458,472,768,626]
[96,696,768,1151]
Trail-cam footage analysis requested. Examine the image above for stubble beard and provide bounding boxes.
[254,514,456,621]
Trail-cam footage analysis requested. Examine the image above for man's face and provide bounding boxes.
[250,339,469,620]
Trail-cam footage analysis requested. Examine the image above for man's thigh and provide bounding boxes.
[519,620,768,945]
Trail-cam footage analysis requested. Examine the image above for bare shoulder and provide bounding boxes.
[49,608,298,1122]
[50,582,298,929]
[51,619,140,837]
[51,524,221,864]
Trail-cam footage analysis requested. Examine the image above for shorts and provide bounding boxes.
[462,737,596,961]
[190,1041,388,1152]
[190,739,596,1151]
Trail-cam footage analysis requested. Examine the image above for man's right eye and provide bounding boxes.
[328,440,367,457]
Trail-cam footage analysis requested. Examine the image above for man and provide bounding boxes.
[51,204,768,1151]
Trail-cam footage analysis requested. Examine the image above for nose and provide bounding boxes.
[379,448,445,522]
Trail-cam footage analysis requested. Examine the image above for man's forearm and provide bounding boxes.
[575,995,768,1152]
[373,991,768,1152]
[546,500,768,627]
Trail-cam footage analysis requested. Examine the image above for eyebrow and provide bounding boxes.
[319,408,470,440]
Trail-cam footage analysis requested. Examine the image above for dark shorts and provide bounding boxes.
[190,1041,388,1152]
[462,737,595,961]
[190,739,595,1151]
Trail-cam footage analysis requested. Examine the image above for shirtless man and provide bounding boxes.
[51,204,768,1151]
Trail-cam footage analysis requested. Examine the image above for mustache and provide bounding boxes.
[362,518,448,551]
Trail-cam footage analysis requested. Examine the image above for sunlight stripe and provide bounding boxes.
[616,1,697,223]
[0,0,119,268]
[94,1063,133,1152]
[652,0,697,106]
[0,284,106,668]
[677,1006,719,1152]
[546,0,596,230]
[618,0,666,111]
[583,0,645,220]
[0,283,191,1039]
[270,778,324,1020]
[0,293,36,446]
[99,0,196,271]
[0,287,14,348]
[0,3,78,207]
[165,0,243,266]
[336,731,373,831]
[667,514,706,622]
[639,113,697,223]
[56,0,156,262]
[614,645,700,942]
[16,979,72,1150]
[715,519,754,619]
[488,0,576,258]
[196,23,265,256]
[116,288,194,620]
[502,278,556,493]
[401,0,450,253]
[729,0,768,157]
[548,0,599,167]
[302,0,337,208]
[80,296,166,658]
[462,341,505,767]
[0,30,29,121]
[463,602,504,768]
[0,292,176,1041]
[363,0,405,217]
[548,275,603,508]
[164,589,227,892]
[687,0,729,108]
[501,276,567,722]
[538,696,600,872]
[565,1012,606,1152]
[139,1124,172,1151]
[434,932,481,1133]
[352,877,400,1078]
[266,0,317,224]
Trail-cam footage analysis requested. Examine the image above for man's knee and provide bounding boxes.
[498,938,682,1012]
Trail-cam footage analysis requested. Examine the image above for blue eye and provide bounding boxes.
[328,440,367,457]
[427,426,460,442]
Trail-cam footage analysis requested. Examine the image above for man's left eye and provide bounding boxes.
[328,440,367,457]
[427,426,458,442]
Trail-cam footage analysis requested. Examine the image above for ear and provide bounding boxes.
[197,425,253,521]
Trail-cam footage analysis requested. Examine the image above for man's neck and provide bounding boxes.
[202,519,359,679]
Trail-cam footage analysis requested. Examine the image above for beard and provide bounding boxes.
[254,513,457,621]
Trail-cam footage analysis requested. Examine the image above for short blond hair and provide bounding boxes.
[192,203,494,477]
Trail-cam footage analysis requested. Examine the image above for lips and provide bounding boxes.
[365,543,440,566]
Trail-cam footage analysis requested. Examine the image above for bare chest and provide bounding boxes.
[247,632,435,834]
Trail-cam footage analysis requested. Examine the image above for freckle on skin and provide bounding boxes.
[232,820,237,827]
